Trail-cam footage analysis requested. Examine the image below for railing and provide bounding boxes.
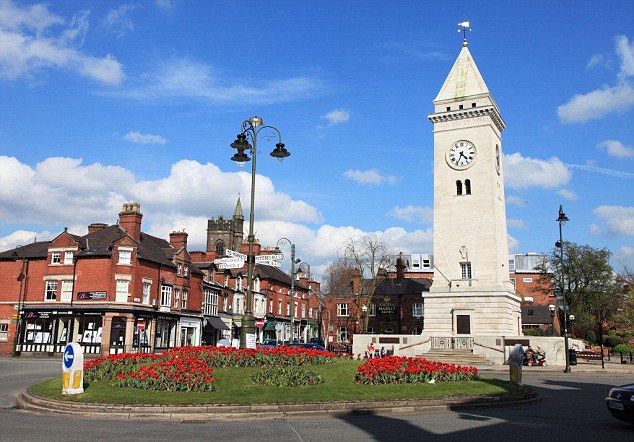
[431,337,474,350]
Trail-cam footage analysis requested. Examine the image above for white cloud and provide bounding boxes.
[598,139,634,158]
[507,234,519,252]
[507,219,527,230]
[615,244,634,270]
[110,58,323,105]
[322,109,350,126]
[387,205,433,224]
[102,4,136,37]
[593,205,634,236]
[557,84,634,123]
[504,153,572,189]
[586,54,605,70]
[506,195,527,207]
[558,35,634,123]
[155,0,176,11]
[343,169,398,185]
[124,131,168,145]
[0,1,124,84]
[556,188,578,201]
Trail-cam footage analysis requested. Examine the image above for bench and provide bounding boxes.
[576,351,602,361]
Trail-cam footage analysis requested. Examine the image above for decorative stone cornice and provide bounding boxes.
[428,106,506,132]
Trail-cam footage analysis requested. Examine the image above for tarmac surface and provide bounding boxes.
[14,357,634,421]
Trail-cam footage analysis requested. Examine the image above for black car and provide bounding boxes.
[606,383,634,424]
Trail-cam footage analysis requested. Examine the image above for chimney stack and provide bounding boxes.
[118,202,143,241]
[396,251,407,281]
[169,231,188,251]
[87,223,107,234]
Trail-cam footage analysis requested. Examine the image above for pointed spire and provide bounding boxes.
[434,45,490,103]
[233,195,244,220]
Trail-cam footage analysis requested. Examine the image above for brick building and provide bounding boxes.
[0,200,323,357]
[323,252,557,346]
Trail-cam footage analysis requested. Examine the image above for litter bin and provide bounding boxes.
[568,349,577,366]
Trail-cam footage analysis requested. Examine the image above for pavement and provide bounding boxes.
[13,357,634,421]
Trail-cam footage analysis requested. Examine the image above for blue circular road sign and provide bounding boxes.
[63,344,75,369]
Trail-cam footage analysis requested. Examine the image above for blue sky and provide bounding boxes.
[1,0,633,278]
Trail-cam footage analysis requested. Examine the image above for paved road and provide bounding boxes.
[1,359,633,441]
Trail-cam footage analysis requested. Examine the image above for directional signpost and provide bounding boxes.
[214,249,246,269]
[255,254,283,267]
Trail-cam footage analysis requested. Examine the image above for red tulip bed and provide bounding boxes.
[84,346,339,393]
[355,356,479,385]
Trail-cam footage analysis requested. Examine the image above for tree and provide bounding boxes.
[340,235,393,332]
[613,267,634,333]
[535,241,619,338]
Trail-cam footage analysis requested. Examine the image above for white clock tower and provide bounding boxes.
[423,38,522,337]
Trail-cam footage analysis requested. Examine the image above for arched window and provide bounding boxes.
[456,180,463,195]
[215,240,224,255]
[465,179,471,195]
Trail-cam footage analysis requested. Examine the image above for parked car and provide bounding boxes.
[606,383,634,424]
[309,337,324,346]
[288,342,326,351]
[260,339,282,349]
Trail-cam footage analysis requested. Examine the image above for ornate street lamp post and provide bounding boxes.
[556,205,571,373]
[12,245,27,357]
[230,117,291,349]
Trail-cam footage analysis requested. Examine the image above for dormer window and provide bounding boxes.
[64,251,74,265]
[177,264,182,276]
[183,265,189,277]
[118,249,131,265]
[51,252,61,264]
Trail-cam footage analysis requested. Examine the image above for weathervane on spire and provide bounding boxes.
[457,21,471,46]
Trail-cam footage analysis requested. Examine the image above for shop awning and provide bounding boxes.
[264,321,277,331]
[205,316,230,330]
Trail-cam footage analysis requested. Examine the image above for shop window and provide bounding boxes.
[154,319,176,349]
[24,318,53,344]
[77,317,102,344]
[0,322,8,341]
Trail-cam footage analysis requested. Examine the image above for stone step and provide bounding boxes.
[419,349,493,366]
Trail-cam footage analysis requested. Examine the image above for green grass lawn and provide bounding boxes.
[31,359,526,406]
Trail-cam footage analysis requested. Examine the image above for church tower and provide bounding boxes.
[206,197,245,255]
[423,37,521,337]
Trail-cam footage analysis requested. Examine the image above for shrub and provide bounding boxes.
[586,330,597,344]
[523,328,547,336]
[251,365,324,387]
[603,335,624,348]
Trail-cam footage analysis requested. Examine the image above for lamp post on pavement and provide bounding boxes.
[556,205,571,373]
[11,245,27,357]
[274,238,309,343]
[229,117,291,349]
[361,304,368,333]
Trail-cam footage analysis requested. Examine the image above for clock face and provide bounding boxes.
[495,145,501,174]
[447,140,476,169]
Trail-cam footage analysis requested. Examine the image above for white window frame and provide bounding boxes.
[115,279,129,302]
[370,303,376,316]
[0,322,9,341]
[183,265,189,277]
[412,303,424,318]
[233,294,244,314]
[51,252,61,265]
[337,303,349,317]
[278,300,282,315]
[461,262,472,280]
[523,277,533,283]
[118,249,132,265]
[173,288,180,309]
[337,326,349,342]
[64,251,74,265]
[182,289,188,309]
[142,281,151,305]
[160,285,172,307]
[203,288,218,316]
[60,280,73,302]
[45,280,58,301]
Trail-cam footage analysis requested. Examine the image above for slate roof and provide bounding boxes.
[0,224,178,268]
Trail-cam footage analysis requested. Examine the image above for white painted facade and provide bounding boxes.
[422,40,522,337]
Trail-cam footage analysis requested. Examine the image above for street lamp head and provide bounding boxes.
[230,148,250,167]
[569,314,575,322]
[248,116,263,127]
[549,304,556,314]
[230,134,252,150]
[270,142,290,162]
[362,304,368,314]
[557,204,569,224]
